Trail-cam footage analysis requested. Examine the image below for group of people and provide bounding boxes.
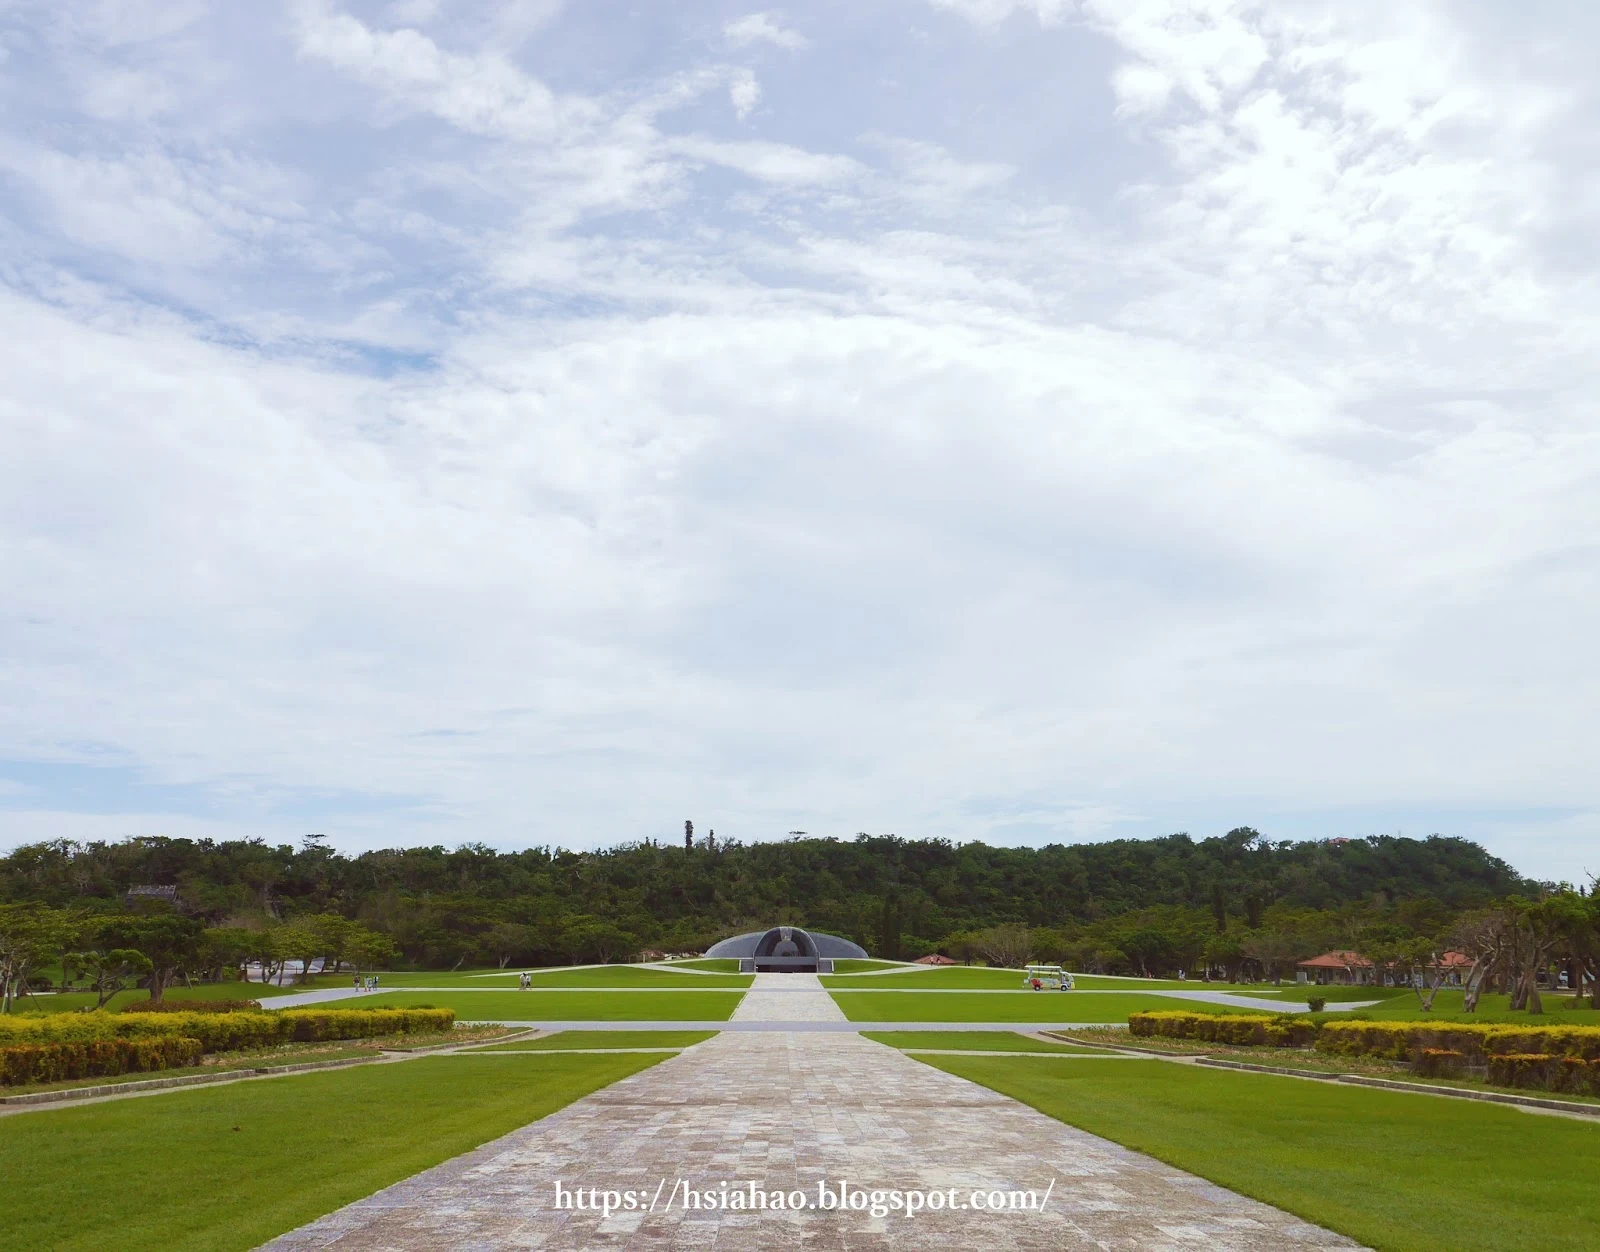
[351,974,381,992]
[517,971,532,989]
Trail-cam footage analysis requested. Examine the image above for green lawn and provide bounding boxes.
[10,980,337,1013]
[501,966,750,988]
[827,991,1253,1022]
[466,1030,717,1050]
[660,958,741,972]
[924,1055,1600,1252]
[821,968,1271,991]
[1238,986,1408,1004]
[862,1030,1116,1053]
[0,1052,664,1252]
[350,989,744,1020]
[1338,990,1600,1023]
[822,966,1026,989]
[828,958,915,973]
[360,966,752,988]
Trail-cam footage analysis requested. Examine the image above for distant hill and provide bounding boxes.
[0,829,1535,966]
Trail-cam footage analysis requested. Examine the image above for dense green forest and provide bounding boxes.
[0,828,1548,979]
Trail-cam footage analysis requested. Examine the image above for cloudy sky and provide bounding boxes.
[2,1,1596,880]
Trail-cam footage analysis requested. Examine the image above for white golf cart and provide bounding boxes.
[1022,964,1074,990]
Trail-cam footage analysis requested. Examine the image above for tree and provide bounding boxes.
[1241,928,1304,984]
[976,924,1033,969]
[876,894,902,961]
[65,947,152,1009]
[199,927,258,982]
[346,927,396,978]
[0,904,74,1012]
[1451,908,1514,1013]
[272,923,323,986]
[684,820,693,852]
[942,930,982,966]
[562,918,634,964]
[484,922,535,968]
[1210,883,1228,934]
[96,912,204,1003]
[1121,928,1177,979]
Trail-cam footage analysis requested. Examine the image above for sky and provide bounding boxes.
[1,1,1596,881]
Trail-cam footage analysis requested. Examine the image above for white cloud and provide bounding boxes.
[1,1,1597,881]
[927,0,1072,27]
[730,69,761,120]
[723,12,809,51]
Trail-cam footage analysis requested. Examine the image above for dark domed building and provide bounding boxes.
[705,926,867,973]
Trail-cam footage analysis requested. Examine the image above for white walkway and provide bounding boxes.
[728,972,849,1022]
[261,1030,1360,1250]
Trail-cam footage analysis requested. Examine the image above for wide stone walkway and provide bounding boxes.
[262,977,1358,1251]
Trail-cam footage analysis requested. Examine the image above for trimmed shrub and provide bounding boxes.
[1487,1054,1600,1095]
[0,1007,454,1053]
[122,999,263,1014]
[1415,1048,1465,1078]
[0,1036,203,1086]
[1127,1011,1316,1048]
[274,1009,455,1043]
[1306,996,1327,1013]
[1316,1021,1600,1067]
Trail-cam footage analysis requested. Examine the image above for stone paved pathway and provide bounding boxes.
[729,972,849,1022]
[262,978,1360,1251]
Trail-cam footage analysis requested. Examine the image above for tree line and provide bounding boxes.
[2,827,1587,1011]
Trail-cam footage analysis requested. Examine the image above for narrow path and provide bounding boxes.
[261,1029,1358,1250]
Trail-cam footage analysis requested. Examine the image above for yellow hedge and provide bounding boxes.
[1315,1021,1600,1065]
[0,1036,203,1086]
[0,1008,454,1053]
[1486,1053,1600,1095]
[1127,1011,1317,1048]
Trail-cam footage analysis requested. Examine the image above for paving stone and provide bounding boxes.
[260,982,1361,1251]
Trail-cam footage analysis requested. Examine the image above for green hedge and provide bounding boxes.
[122,999,263,1014]
[1315,1021,1600,1065]
[0,1036,203,1086]
[1486,1053,1600,1096]
[1127,1011,1317,1048]
[0,1008,454,1053]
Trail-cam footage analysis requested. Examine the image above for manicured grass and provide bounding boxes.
[10,980,332,1013]
[467,1030,717,1050]
[0,1052,664,1252]
[822,967,1269,991]
[660,958,741,972]
[1238,986,1407,1004]
[924,1055,1600,1252]
[823,966,1024,989]
[1339,990,1600,1024]
[862,1030,1114,1053]
[350,989,744,1020]
[507,966,750,988]
[828,959,915,973]
[827,991,1252,1022]
[376,966,752,988]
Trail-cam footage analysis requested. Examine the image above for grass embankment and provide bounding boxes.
[659,958,741,972]
[924,1055,1600,1252]
[827,959,915,974]
[863,1031,1116,1053]
[0,1052,665,1252]
[467,1030,717,1051]
[827,991,1257,1023]
[353,990,744,1020]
